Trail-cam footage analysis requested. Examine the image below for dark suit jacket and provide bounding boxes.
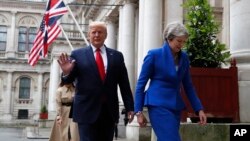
[135,42,203,113]
[62,45,134,124]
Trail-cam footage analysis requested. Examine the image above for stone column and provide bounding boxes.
[230,0,250,122]
[134,9,139,78]
[210,0,222,6]
[143,0,163,56]
[48,56,60,119]
[37,73,43,112]
[1,71,13,120]
[117,5,124,107]
[6,12,16,58]
[120,0,136,92]
[137,0,145,76]
[118,7,124,52]
[119,0,137,140]
[164,0,183,25]
[105,20,117,49]
[222,0,230,46]
[7,72,12,116]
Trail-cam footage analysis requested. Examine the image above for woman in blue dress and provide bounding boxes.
[134,22,207,141]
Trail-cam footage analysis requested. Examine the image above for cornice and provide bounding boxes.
[103,6,119,23]
[0,58,50,72]
[0,58,49,64]
[0,0,45,13]
[84,0,122,20]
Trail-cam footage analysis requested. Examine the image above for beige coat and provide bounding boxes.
[49,85,79,141]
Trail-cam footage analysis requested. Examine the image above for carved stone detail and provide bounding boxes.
[18,16,37,26]
[0,14,8,25]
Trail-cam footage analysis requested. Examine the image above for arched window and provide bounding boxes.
[17,16,38,52]
[18,27,37,52]
[19,77,31,99]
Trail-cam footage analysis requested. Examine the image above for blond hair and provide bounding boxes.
[88,21,107,33]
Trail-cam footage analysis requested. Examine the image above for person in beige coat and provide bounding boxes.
[49,81,79,141]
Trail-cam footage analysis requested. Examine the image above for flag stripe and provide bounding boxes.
[28,0,67,66]
[29,22,61,65]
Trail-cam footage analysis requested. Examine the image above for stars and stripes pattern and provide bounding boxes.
[28,0,67,66]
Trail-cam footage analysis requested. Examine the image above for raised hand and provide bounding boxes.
[57,53,75,75]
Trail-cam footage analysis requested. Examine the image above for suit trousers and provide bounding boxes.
[148,105,181,141]
[78,103,115,141]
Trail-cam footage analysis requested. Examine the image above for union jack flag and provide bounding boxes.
[28,0,68,66]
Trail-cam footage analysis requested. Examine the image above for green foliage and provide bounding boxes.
[183,0,230,67]
[40,105,48,113]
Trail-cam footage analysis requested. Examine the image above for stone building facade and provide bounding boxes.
[0,0,50,120]
[0,0,85,120]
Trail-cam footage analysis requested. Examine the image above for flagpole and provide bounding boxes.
[63,0,89,46]
[59,24,74,51]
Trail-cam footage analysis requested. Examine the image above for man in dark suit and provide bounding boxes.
[58,21,134,141]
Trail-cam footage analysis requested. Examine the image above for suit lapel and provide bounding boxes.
[176,52,186,80]
[105,48,114,81]
[162,42,177,77]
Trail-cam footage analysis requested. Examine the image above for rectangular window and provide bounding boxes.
[18,109,28,119]
[18,27,37,52]
[0,26,7,51]
[19,78,31,99]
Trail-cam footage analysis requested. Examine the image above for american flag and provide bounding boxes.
[28,0,68,66]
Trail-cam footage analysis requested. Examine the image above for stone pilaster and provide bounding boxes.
[120,1,136,92]
[48,56,60,119]
[118,6,124,52]
[137,0,145,77]
[105,20,117,49]
[37,73,43,112]
[142,0,163,56]
[6,11,16,58]
[164,0,183,25]
[230,0,250,122]
[0,71,13,120]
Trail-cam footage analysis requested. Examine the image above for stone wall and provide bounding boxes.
[140,123,231,141]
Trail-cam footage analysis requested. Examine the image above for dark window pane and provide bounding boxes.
[18,34,26,42]
[0,26,7,32]
[18,43,26,52]
[0,26,7,51]
[18,109,28,119]
[18,27,38,52]
[30,27,37,33]
[19,78,31,99]
[0,33,7,41]
[18,27,27,52]
[0,42,6,51]
[29,34,36,43]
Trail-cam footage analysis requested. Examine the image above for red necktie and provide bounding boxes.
[95,48,105,81]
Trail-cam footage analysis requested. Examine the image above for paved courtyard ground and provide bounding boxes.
[0,127,130,141]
